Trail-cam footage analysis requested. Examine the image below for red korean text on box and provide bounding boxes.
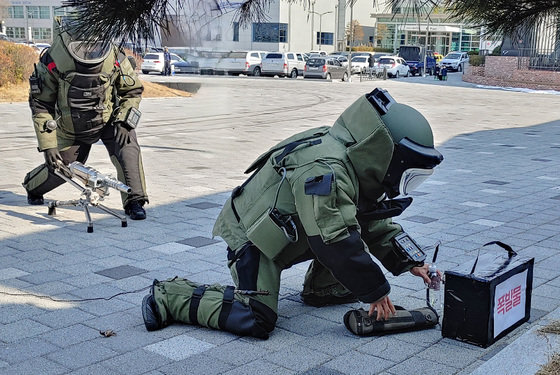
[496,286,522,315]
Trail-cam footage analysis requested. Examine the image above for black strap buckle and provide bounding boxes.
[189,285,207,325]
[366,88,396,116]
[218,286,236,329]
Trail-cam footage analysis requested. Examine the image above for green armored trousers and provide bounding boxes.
[150,242,350,339]
[22,125,148,208]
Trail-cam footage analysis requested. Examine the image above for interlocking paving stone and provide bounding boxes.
[16,270,70,285]
[386,355,459,375]
[0,267,29,280]
[94,265,148,280]
[177,236,221,248]
[402,215,439,224]
[276,314,340,337]
[206,340,272,366]
[357,337,424,363]
[0,319,51,343]
[42,324,101,348]
[0,304,44,324]
[223,360,296,375]
[0,337,59,364]
[157,353,234,375]
[483,180,510,185]
[470,219,504,227]
[0,357,69,375]
[324,350,395,375]
[186,202,223,209]
[461,201,489,207]
[149,242,194,254]
[63,363,116,375]
[144,334,216,360]
[100,349,172,375]
[479,189,506,194]
[267,344,332,371]
[46,341,118,370]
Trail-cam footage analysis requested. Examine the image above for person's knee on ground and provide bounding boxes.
[142,278,276,339]
[301,260,358,307]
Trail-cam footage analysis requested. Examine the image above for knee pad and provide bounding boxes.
[344,306,438,336]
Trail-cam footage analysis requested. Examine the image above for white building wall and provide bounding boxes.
[3,0,65,42]
[189,0,381,53]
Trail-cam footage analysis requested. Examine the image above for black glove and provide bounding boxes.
[43,148,63,170]
[114,122,131,147]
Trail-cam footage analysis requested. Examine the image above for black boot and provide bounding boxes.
[125,201,146,220]
[142,294,163,331]
[27,193,44,205]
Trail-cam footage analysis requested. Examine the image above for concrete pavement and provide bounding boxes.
[0,73,559,374]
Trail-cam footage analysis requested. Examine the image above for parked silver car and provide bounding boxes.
[215,50,267,76]
[303,57,349,81]
[261,52,305,78]
[440,51,469,71]
[375,56,410,78]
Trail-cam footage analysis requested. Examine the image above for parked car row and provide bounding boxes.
[139,48,468,80]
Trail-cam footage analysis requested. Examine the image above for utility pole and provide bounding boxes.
[346,0,355,82]
[309,10,332,51]
[423,17,430,76]
[310,1,315,50]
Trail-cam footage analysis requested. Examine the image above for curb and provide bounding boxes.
[470,307,560,375]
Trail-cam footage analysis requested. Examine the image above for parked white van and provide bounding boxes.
[261,52,306,78]
[215,51,267,76]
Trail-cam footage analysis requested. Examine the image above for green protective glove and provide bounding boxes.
[43,148,63,170]
[114,122,131,147]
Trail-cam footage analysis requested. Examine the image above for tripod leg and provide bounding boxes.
[47,200,81,216]
[83,205,93,233]
[97,203,128,228]
[48,202,57,216]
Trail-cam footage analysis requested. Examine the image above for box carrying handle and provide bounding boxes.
[470,241,517,275]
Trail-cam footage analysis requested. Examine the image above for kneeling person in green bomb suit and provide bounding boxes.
[142,88,443,339]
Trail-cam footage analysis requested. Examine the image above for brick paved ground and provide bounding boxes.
[0,72,559,374]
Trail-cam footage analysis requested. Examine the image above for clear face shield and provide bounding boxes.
[58,16,111,65]
[382,138,443,198]
[398,168,434,196]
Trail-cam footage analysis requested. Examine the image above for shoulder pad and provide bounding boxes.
[39,51,58,74]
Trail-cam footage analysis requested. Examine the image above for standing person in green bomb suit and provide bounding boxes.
[142,89,443,339]
[23,15,148,220]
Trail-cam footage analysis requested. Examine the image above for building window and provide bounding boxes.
[252,23,288,43]
[233,22,239,42]
[8,6,24,19]
[316,32,334,46]
[27,6,51,19]
[53,6,72,17]
[32,27,52,41]
[6,27,25,39]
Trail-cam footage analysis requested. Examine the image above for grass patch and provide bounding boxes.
[0,79,191,103]
[536,354,560,375]
[539,321,560,335]
[536,320,560,375]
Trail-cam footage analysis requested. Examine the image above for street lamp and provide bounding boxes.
[310,10,333,51]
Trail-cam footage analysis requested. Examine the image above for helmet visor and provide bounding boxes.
[67,41,111,65]
[398,168,433,196]
[382,138,443,198]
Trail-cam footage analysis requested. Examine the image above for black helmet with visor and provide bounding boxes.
[366,89,444,198]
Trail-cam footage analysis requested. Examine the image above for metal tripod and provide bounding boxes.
[47,169,128,233]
